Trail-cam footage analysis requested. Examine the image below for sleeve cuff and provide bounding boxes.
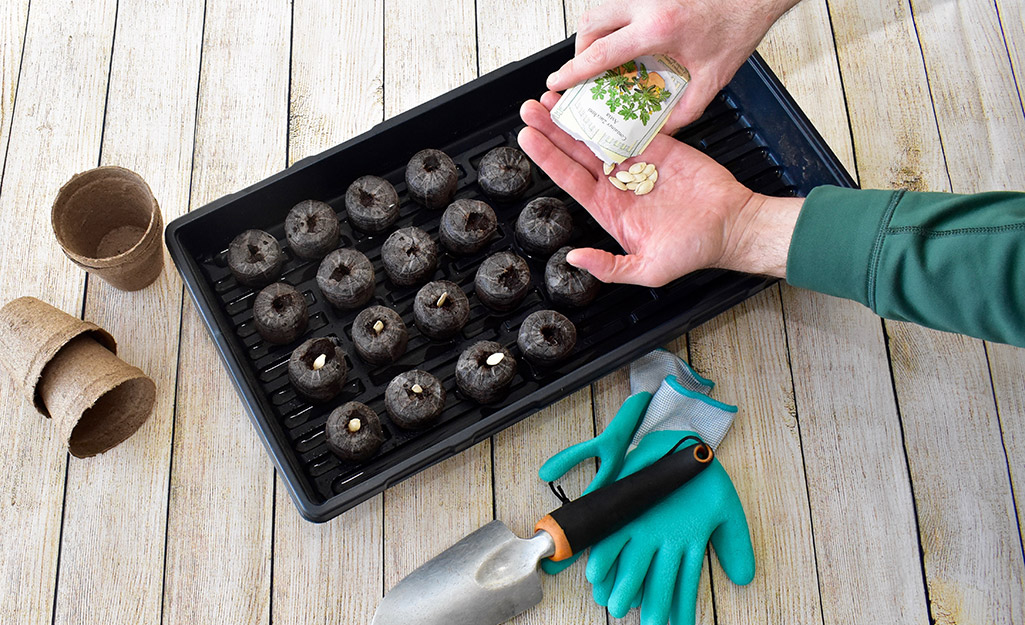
[785,185,900,307]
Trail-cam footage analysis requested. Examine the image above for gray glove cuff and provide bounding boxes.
[629,348,714,396]
[630,375,737,450]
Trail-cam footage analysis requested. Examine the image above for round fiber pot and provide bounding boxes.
[51,166,164,291]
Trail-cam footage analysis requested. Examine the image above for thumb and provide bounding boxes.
[566,247,661,287]
[662,75,721,134]
[547,26,642,91]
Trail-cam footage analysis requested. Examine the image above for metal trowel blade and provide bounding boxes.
[371,520,556,625]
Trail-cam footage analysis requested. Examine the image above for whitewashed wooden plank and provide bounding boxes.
[271,2,386,624]
[50,1,204,624]
[381,0,495,591]
[0,1,116,623]
[996,0,1024,107]
[0,0,29,183]
[162,1,290,623]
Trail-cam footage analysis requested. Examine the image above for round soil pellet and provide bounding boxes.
[228,229,284,288]
[455,341,517,404]
[253,282,308,344]
[384,369,446,430]
[439,198,497,256]
[344,175,399,233]
[285,199,340,259]
[325,401,385,462]
[515,197,573,255]
[413,280,470,340]
[288,336,348,402]
[517,310,577,365]
[474,251,531,312]
[317,248,375,310]
[381,226,438,286]
[352,305,408,366]
[545,246,600,308]
[478,146,531,201]
[405,148,458,209]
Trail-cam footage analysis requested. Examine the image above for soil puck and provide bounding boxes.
[253,282,308,344]
[517,309,577,365]
[413,280,470,339]
[455,340,517,404]
[474,251,531,312]
[285,199,340,260]
[316,248,375,310]
[545,246,600,308]
[288,336,348,402]
[344,175,399,233]
[384,369,446,430]
[438,198,497,256]
[352,305,408,366]
[381,226,438,286]
[478,146,531,201]
[515,197,573,255]
[228,229,284,288]
[405,148,458,209]
[325,401,385,462]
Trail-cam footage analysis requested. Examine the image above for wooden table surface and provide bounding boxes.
[1,0,1023,623]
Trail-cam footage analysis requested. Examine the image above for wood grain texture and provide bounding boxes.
[996,0,1025,108]
[51,1,204,623]
[0,0,29,183]
[162,1,289,623]
[271,3,385,624]
[0,1,116,623]
[381,0,495,591]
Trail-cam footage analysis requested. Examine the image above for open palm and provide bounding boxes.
[518,92,763,287]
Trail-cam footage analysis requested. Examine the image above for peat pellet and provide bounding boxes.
[381,226,438,286]
[344,175,399,233]
[478,146,532,201]
[325,401,385,462]
[438,198,497,256]
[474,251,531,312]
[228,229,284,288]
[405,148,458,209]
[285,199,340,260]
[517,309,577,365]
[288,336,348,402]
[413,280,469,340]
[515,197,573,255]
[316,248,375,310]
[384,369,446,430]
[352,305,408,366]
[254,282,308,345]
[545,246,600,308]
[455,340,517,404]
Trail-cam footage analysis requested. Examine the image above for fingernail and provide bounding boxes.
[546,71,559,88]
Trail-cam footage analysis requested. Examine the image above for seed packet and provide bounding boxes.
[550,55,690,165]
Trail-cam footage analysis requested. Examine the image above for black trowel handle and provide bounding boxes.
[534,440,713,561]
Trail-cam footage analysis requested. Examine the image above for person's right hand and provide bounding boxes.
[547,0,801,130]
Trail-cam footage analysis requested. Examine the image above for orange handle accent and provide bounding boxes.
[534,514,573,561]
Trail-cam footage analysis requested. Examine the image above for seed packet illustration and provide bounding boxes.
[550,55,690,165]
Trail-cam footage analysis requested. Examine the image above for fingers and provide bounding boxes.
[709,493,756,585]
[517,126,597,207]
[520,98,604,178]
[566,247,666,288]
[663,76,722,134]
[607,541,657,618]
[668,547,706,625]
[538,438,598,482]
[547,26,642,91]
[639,548,684,625]
[585,530,630,586]
[574,2,633,56]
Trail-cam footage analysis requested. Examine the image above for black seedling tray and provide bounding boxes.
[166,37,855,522]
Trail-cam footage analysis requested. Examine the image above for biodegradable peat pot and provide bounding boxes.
[0,297,155,457]
[51,166,164,291]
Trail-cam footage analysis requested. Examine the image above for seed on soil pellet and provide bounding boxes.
[609,176,628,190]
[373,320,384,334]
[313,353,327,370]
[411,383,423,394]
[635,180,655,195]
[628,162,645,175]
[615,171,634,183]
[603,162,615,175]
[486,352,505,366]
[347,418,362,433]
[436,292,448,307]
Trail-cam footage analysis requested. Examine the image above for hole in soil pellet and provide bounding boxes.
[465,212,487,232]
[247,244,264,262]
[358,189,375,207]
[423,155,440,172]
[330,265,351,281]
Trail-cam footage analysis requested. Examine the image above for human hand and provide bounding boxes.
[548,0,801,130]
[588,429,755,625]
[518,93,803,286]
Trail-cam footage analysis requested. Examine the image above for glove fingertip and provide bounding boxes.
[540,553,580,575]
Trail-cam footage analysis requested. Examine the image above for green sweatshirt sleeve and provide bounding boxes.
[786,185,1025,348]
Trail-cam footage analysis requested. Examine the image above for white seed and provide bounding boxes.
[411,383,424,394]
[609,176,628,191]
[635,180,655,195]
[486,352,505,366]
[312,353,327,370]
[626,181,640,190]
[603,162,615,175]
[436,292,449,307]
[632,173,648,182]
[373,319,385,334]
[615,171,634,183]
[649,170,658,183]
[642,163,656,177]
[628,162,645,175]
[347,418,362,433]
